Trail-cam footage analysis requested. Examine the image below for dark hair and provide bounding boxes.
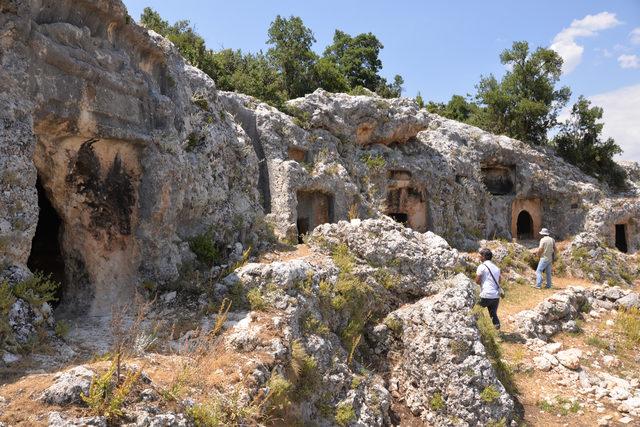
[479,248,493,260]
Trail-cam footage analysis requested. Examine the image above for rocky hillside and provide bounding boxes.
[1,0,639,426]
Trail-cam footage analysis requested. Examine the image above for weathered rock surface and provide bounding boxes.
[511,285,638,341]
[383,275,515,426]
[41,366,95,405]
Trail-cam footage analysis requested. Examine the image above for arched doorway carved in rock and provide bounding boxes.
[516,210,534,240]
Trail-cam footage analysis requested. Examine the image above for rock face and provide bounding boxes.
[384,275,514,425]
[1,0,261,314]
[511,285,639,341]
[222,88,640,254]
[1,0,639,316]
[41,366,95,405]
[210,218,516,425]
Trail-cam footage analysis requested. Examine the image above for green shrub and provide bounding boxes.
[189,231,220,266]
[265,373,293,415]
[616,307,640,347]
[187,390,259,426]
[247,287,266,311]
[186,132,203,152]
[480,385,501,403]
[300,313,329,336]
[289,340,319,399]
[192,93,209,110]
[430,392,445,411]
[360,153,386,171]
[82,361,142,421]
[0,281,16,344]
[475,308,518,396]
[384,316,403,335]
[332,244,356,274]
[12,272,59,306]
[585,335,609,350]
[335,402,356,426]
[55,320,71,339]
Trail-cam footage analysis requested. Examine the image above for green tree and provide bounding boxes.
[554,96,626,189]
[473,41,571,145]
[415,92,425,109]
[376,74,404,98]
[314,57,350,93]
[140,8,213,75]
[427,94,479,122]
[267,15,318,99]
[323,30,384,90]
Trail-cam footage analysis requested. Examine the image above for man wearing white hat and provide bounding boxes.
[534,228,556,289]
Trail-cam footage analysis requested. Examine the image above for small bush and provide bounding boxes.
[264,373,293,415]
[360,153,386,171]
[186,132,203,152]
[585,335,609,350]
[332,244,356,274]
[247,287,266,311]
[192,93,209,110]
[0,281,16,344]
[55,320,71,339]
[12,272,59,306]
[480,385,501,403]
[187,389,260,426]
[300,313,329,336]
[335,402,356,426]
[616,307,640,347]
[289,340,319,399]
[189,231,220,266]
[82,361,142,421]
[430,392,445,411]
[384,316,403,335]
[475,308,518,396]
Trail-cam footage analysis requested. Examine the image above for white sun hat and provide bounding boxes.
[539,228,550,236]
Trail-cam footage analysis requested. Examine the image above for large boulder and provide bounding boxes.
[41,366,95,405]
[383,274,515,425]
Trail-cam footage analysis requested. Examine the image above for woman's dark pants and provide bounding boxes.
[479,298,500,329]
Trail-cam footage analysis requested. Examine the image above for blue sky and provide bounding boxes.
[122,0,640,161]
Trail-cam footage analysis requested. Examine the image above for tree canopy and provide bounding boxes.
[422,41,625,188]
[553,96,626,189]
[139,8,403,106]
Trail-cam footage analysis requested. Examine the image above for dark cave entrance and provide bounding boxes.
[481,165,516,195]
[615,224,628,253]
[27,177,66,304]
[389,212,408,224]
[516,210,534,240]
[296,191,334,243]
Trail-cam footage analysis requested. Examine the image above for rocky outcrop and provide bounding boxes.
[209,218,517,425]
[511,286,639,341]
[1,0,262,314]
[41,366,95,405]
[381,275,514,426]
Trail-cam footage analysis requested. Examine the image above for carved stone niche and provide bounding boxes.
[296,190,334,243]
[288,146,308,163]
[481,164,516,195]
[511,198,542,240]
[385,170,428,232]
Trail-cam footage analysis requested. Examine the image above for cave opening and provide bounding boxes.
[385,184,428,232]
[516,210,534,240]
[296,190,334,243]
[615,224,628,253]
[481,165,516,195]
[388,213,408,224]
[27,176,66,304]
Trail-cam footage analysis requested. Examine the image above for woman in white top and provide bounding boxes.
[475,248,502,329]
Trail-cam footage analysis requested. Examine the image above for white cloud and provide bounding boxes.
[589,84,640,162]
[618,54,640,69]
[550,12,621,74]
[631,27,640,45]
